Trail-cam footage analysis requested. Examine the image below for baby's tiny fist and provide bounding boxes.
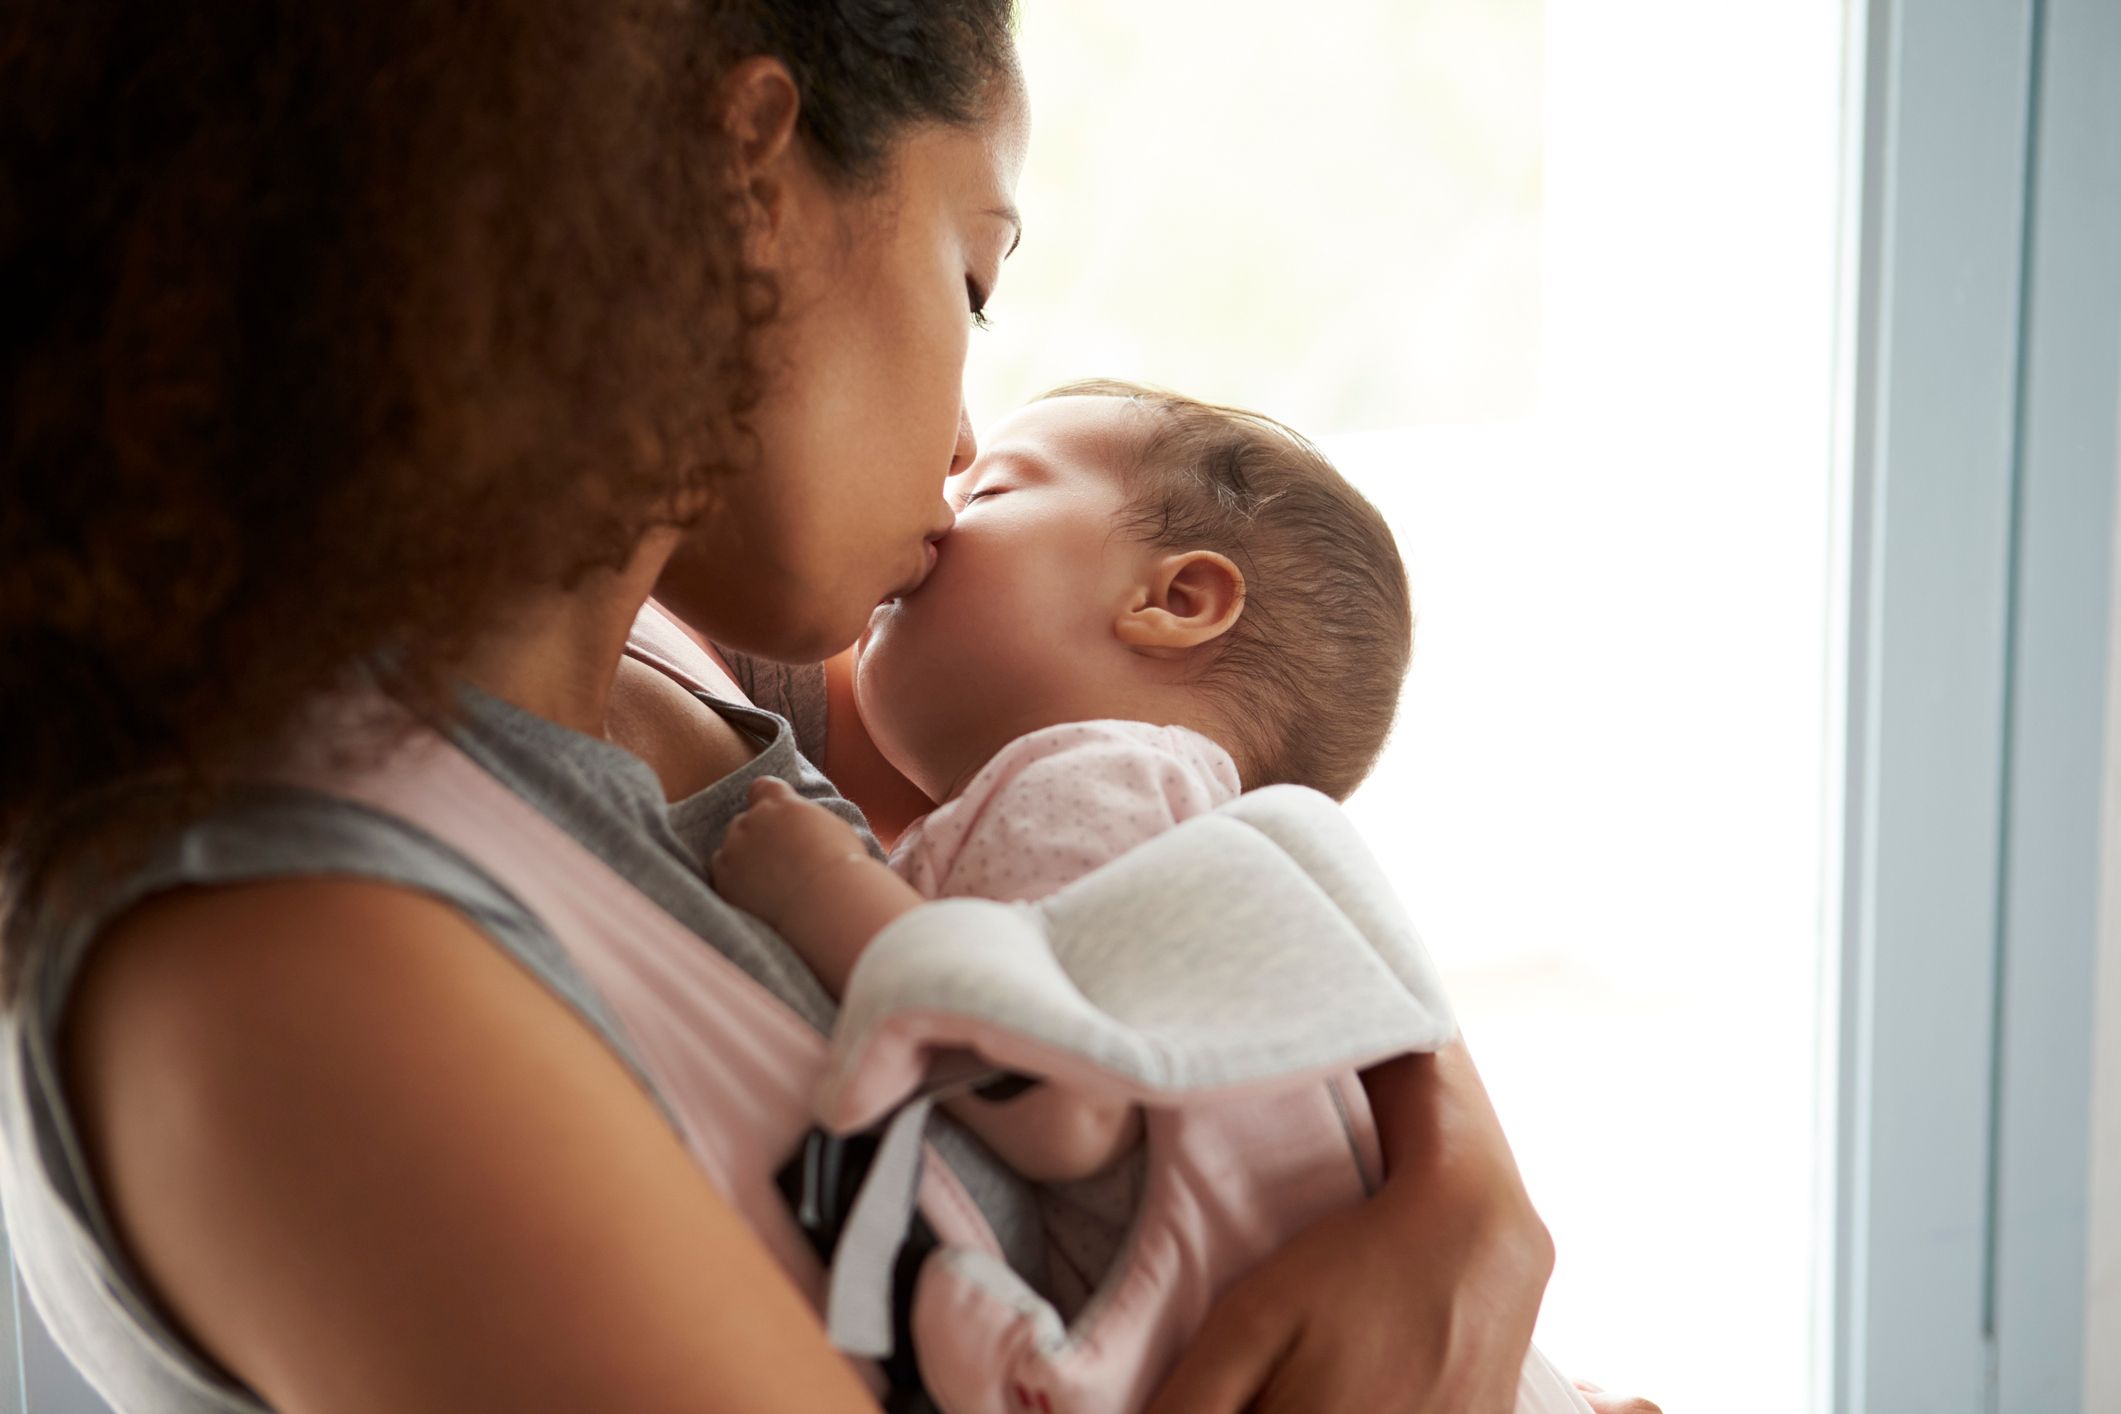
[709,778,866,927]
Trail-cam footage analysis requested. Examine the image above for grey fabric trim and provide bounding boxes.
[450,683,856,1033]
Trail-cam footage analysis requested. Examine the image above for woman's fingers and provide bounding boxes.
[1246,1316,1518,1414]
[1574,1381,1662,1414]
[1140,1285,1297,1414]
[1144,1159,1540,1414]
[1580,1394,1662,1414]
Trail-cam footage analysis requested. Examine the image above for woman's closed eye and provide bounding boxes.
[955,486,1006,510]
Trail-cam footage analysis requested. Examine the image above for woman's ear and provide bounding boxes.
[1114,551,1246,658]
[720,57,804,252]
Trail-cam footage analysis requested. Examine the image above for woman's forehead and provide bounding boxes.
[986,67,1032,178]
[950,71,1031,207]
[896,109,1025,224]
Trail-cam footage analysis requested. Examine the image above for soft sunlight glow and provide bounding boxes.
[973,3,1844,1409]
[968,0,1542,429]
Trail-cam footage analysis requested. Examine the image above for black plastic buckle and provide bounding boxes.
[776,1127,941,1414]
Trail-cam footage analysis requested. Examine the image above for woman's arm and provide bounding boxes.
[1144,1044,1553,1414]
[1311,1050,1662,1414]
[65,878,879,1414]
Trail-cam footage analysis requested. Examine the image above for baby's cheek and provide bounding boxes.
[853,611,950,746]
[864,544,1049,715]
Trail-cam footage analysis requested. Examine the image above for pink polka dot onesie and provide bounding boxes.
[890,720,1244,908]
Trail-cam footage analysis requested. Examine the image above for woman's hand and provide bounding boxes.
[1146,1047,1557,1414]
[1573,1379,1665,1413]
[1142,1153,1550,1413]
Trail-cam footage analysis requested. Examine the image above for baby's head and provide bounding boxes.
[854,379,1413,803]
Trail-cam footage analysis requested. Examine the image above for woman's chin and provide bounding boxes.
[707,603,865,667]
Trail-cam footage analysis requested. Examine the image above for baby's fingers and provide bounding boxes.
[745,775,797,807]
[725,777,802,837]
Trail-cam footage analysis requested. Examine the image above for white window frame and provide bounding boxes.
[1828,0,2120,1410]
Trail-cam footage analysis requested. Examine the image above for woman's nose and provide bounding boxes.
[948,403,977,478]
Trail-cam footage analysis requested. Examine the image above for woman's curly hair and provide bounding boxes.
[0,0,1016,988]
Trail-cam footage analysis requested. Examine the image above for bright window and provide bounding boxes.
[970,4,1844,1408]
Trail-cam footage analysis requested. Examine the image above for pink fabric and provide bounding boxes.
[279,612,1001,1402]
[631,599,749,702]
[913,1087,1377,1414]
[289,623,1586,1413]
[870,719,1589,1414]
[891,721,1242,903]
[880,722,1377,1411]
[296,727,836,1286]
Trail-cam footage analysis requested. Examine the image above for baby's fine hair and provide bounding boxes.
[1040,379,1415,802]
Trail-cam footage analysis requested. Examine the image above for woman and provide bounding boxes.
[0,3,1644,1410]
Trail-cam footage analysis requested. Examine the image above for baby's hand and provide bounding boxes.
[711,777,925,997]
[709,777,870,929]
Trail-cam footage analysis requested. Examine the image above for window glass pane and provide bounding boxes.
[973,0,1540,429]
[972,5,1843,1410]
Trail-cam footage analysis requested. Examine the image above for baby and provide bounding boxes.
[710,377,1413,1274]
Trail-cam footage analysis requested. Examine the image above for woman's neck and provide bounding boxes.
[454,528,680,738]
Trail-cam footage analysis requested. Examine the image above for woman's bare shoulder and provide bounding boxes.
[64,877,876,1414]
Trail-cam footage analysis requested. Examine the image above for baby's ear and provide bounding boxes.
[1115,551,1246,658]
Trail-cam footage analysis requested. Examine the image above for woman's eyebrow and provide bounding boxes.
[986,203,1022,258]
